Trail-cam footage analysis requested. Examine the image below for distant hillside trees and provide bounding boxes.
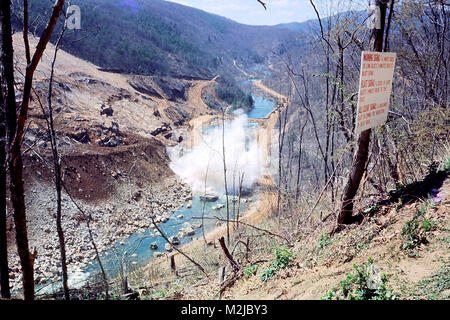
[216,76,254,112]
[11,0,307,80]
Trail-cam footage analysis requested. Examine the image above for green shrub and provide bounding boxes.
[421,219,436,232]
[439,157,450,172]
[318,232,332,249]
[400,204,437,257]
[244,265,258,278]
[260,266,276,282]
[259,244,293,282]
[322,258,398,300]
[273,245,293,269]
[401,218,427,256]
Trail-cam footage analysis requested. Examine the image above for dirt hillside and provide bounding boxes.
[219,177,449,300]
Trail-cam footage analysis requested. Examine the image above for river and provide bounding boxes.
[36,84,276,294]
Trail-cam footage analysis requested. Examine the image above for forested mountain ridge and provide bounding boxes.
[12,0,309,79]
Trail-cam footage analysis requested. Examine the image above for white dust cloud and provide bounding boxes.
[168,113,262,195]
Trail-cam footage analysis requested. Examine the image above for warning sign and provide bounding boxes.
[355,51,396,134]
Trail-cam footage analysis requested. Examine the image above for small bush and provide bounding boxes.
[318,232,332,249]
[244,265,258,278]
[322,258,398,300]
[440,157,450,172]
[421,219,436,232]
[401,218,428,256]
[260,266,276,282]
[259,244,293,282]
[400,204,437,257]
[273,245,293,269]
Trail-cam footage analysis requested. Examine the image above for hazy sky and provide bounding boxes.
[167,0,320,25]
[167,0,368,26]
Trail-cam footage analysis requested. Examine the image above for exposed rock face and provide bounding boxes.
[67,129,91,144]
[164,105,189,126]
[128,76,163,99]
[94,121,126,147]
[151,124,171,137]
[57,81,72,92]
[100,104,114,117]
[153,77,189,101]
[128,76,191,102]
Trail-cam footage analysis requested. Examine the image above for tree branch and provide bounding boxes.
[257,0,267,10]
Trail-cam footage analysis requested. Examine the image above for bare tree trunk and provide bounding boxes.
[235,172,244,230]
[218,237,239,272]
[339,129,372,224]
[295,119,307,202]
[277,99,289,220]
[86,218,109,299]
[221,108,230,244]
[46,20,70,300]
[9,139,35,300]
[0,65,10,299]
[1,0,35,300]
[338,0,389,226]
[7,0,65,300]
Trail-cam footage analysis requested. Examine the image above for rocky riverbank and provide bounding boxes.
[6,176,191,294]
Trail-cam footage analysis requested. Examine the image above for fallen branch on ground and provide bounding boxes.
[150,216,208,277]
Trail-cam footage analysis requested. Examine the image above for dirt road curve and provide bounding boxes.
[186,75,220,116]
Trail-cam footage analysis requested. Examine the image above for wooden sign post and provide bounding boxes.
[338,0,393,227]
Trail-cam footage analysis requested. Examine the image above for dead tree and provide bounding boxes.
[150,216,207,276]
[220,107,230,244]
[0,47,10,299]
[3,0,66,300]
[218,236,239,272]
[43,11,70,300]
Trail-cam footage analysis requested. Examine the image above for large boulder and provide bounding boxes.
[183,222,192,229]
[67,129,91,144]
[184,227,195,236]
[200,194,218,202]
[169,236,180,245]
[100,104,114,117]
[179,222,195,237]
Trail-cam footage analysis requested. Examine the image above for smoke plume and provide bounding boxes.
[168,113,262,195]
